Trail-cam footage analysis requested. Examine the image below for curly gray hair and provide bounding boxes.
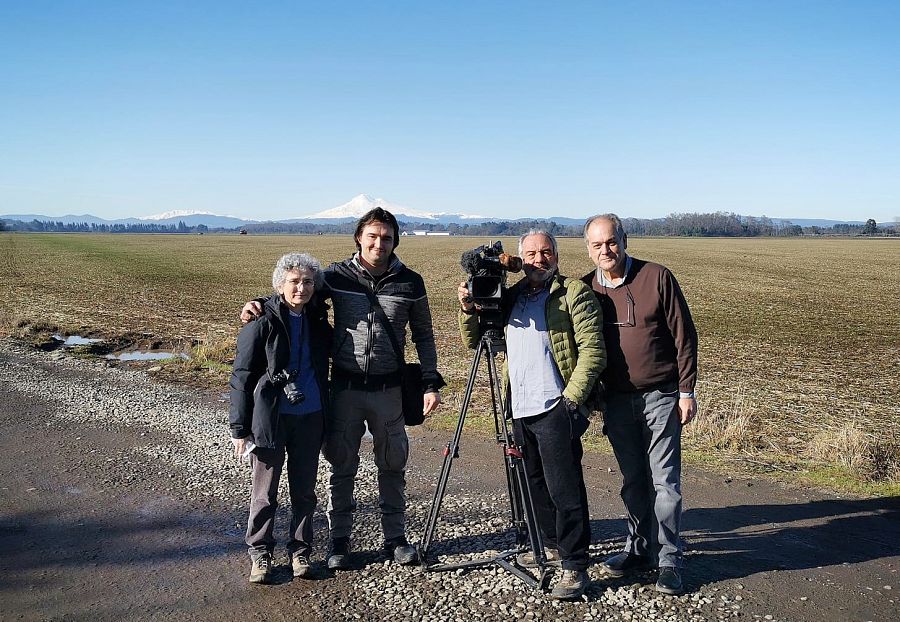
[271,252,325,291]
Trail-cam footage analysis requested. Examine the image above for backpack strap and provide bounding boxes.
[336,262,406,364]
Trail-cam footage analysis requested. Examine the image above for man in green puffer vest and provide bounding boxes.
[457,230,606,600]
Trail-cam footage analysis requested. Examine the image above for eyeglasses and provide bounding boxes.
[604,286,635,327]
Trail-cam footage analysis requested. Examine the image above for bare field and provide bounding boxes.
[2,232,898,493]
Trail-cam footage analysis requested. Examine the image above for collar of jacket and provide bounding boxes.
[263,294,328,325]
[349,252,405,282]
[509,269,564,299]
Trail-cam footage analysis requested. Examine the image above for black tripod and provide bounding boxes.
[417,329,552,589]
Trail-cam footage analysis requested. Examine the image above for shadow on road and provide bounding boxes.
[0,505,232,589]
[681,495,900,585]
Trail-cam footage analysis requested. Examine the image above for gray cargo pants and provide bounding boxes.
[246,411,324,558]
[604,382,683,568]
[324,385,408,541]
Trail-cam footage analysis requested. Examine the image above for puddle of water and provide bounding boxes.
[52,334,102,346]
[105,351,190,361]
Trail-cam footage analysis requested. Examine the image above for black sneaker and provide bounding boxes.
[598,551,654,578]
[327,537,351,571]
[384,536,418,565]
[655,567,684,595]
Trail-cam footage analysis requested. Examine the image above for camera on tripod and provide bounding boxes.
[460,241,522,331]
[420,244,552,588]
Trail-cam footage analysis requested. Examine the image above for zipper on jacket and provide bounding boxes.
[544,279,570,401]
[362,270,400,383]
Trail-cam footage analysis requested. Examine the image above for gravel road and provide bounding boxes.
[1,338,897,621]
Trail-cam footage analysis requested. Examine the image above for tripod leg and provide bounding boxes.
[418,338,486,560]
[485,345,549,573]
[483,340,525,542]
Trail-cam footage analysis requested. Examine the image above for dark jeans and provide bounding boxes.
[513,400,591,571]
[246,410,324,558]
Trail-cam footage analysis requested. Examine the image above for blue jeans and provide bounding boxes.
[604,382,683,568]
[514,400,591,571]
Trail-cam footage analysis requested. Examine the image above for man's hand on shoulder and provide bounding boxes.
[423,391,442,417]
[240,301,263,324]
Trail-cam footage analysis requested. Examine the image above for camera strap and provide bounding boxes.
[265,303,306,385]
[364,287,407,365]
[334,262,407,364]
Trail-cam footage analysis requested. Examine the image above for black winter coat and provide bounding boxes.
[229,295,332,448]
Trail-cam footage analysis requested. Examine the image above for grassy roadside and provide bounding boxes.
[4,319,897,497]
[2,232,898,497]
[425,409,900,498]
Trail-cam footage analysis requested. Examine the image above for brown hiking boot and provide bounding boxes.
[515,547,562,568]
[550,569,589,600]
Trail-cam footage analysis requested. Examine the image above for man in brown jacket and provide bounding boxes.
[582,213,698,595]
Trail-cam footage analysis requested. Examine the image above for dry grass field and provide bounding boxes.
[2,232,898,494]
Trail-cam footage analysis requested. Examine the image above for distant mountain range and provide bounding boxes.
[0,211,252,228]
[285,194,491,225]
[0,194,879,229]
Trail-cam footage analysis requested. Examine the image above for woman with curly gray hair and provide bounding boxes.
[229,252,332,584]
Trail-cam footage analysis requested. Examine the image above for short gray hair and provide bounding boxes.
[271,252,324,291]
[583,213,626,244]
[517,229,558,257]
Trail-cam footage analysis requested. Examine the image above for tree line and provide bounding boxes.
[0,220,207,233]
[2,213,895,237]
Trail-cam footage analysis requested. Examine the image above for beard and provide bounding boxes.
[525,265,557,287]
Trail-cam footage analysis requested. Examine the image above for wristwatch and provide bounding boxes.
[562,397,578,413]
[679,391,695,399]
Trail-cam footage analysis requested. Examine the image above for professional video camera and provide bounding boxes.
[460,241,522,332]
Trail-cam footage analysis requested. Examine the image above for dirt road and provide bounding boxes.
[1,340,897,621]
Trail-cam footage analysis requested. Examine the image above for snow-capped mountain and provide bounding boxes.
[302,194,438,221]
[296,194,486,223]
[130,209,253,228]
[140,209,239,221]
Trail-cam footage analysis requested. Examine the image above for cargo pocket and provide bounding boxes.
[377,416,409,472]
[322,420,349,466]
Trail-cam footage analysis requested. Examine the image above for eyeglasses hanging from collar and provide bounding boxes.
[602,284,635,327]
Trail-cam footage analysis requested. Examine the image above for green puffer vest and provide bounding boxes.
[458,273,606,412]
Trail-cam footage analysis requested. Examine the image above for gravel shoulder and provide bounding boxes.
[0,338,897,621]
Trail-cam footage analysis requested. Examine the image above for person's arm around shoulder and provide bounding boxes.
[240,295,273,324]
[561,278,606,408]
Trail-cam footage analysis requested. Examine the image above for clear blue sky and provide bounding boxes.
[1,1,898,223]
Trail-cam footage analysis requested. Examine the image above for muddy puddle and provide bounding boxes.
[105,351,190,361]
[51,333,189,362]
[52,334,102,346]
